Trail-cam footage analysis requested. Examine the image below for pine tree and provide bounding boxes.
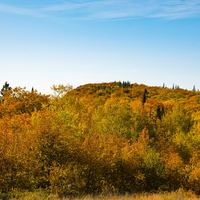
[163,83,165,88]
[1,81,11,97]
[156,105,162,120]
[193,85,196,92]
[175,85,180,89]
[156,105,165,120]
[142,89,148,106]
[161,106,165,116]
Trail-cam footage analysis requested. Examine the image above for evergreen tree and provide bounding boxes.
[156,105,165,120]
[156,105,162,120]
[193,85,196,92]
[1,81,11,97]
[161,106,165,116]
[175,85,180,89]
[142,89,148,106]
[123,81,126,88]
[126,81,132,88]
[162,83,165,88]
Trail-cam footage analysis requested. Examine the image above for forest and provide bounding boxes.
[1,81,200,197]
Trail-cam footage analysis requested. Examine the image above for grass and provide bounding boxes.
[0,189,199,200]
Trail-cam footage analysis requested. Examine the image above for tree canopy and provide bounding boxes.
[1,81,200,196]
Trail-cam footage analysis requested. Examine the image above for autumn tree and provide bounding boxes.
[1,81,200,195]
[0,87,50,116]
[51,84,73,98]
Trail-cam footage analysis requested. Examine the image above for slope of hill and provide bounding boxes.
[1,82,200,196]
[72,81,198,99]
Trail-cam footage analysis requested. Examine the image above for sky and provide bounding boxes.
[0,0,200,94]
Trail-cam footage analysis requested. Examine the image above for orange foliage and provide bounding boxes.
[1,82,200,195]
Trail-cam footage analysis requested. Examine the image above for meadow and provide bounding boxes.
[0,189,199,200]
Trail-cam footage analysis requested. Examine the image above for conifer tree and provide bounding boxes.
[163,83,165,88]
[175,85,180,89]
[156,105,162,120]
[161,106,165,116]
[156,105,165,120]
[0,81,11,97]
[193,85,196,92]
[142,89,148,106]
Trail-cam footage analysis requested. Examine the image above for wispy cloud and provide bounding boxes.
[0,4,44,17]
[0,0,200,20]
[42,2,81,12]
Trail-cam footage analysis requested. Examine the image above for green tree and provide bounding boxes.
[193,85,196,92]
[142,89,148,106]
[0,82,11,103]
[1,81,11,97]
[163,83,165,88]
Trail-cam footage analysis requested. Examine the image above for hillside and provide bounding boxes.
[1,82,200,196]
[72,81,198,100]
[71,81,200,112]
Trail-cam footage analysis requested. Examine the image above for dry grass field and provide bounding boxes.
[1,189,199,200]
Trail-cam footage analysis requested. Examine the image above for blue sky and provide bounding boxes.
[0,0,200,94]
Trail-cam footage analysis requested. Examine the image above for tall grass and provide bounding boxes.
[0,189,199,200]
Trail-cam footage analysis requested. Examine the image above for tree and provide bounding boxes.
[1,81,11,97]
[156,105,162,120]
[51,84,73,98]
[0,87,50,116]
[142,89,148,106]
[156,105,165,120]
[175,85,180,89]
[193,85,196,92]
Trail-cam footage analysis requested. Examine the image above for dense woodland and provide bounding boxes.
[1,81,200,197]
